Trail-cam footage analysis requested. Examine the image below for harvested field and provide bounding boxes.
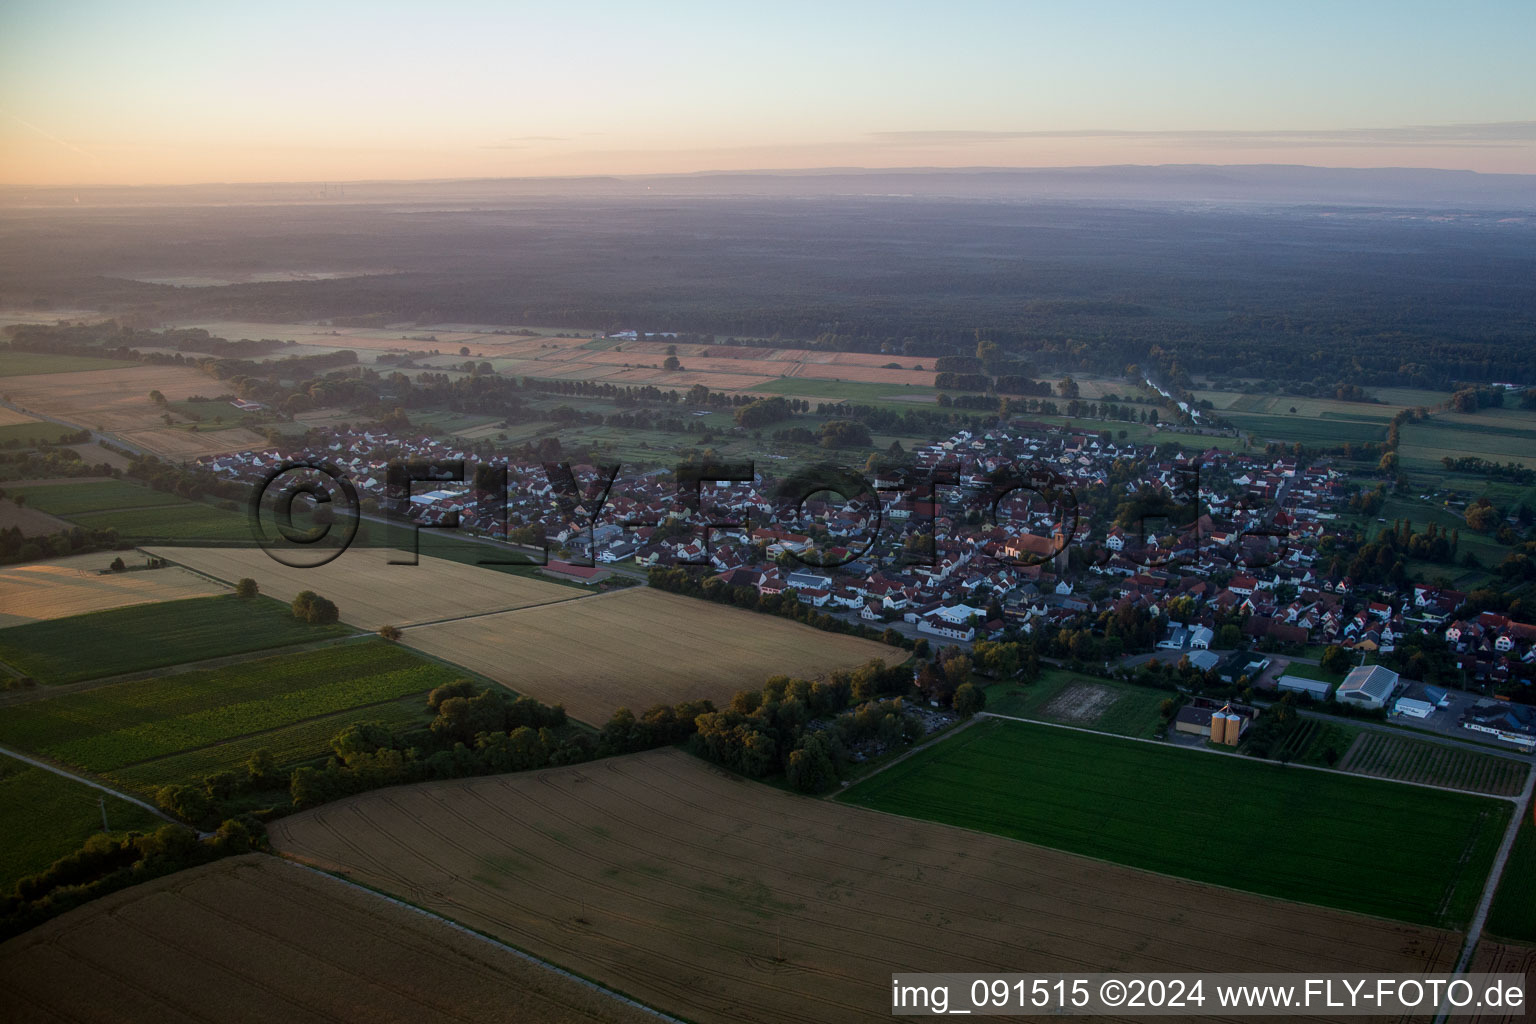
[0,408,39,427]
[0,552,224,628]
[0,854,663,1024]
[65,442,134,471]
[0,365,264,457]
[271,748,1461,1024]
[175,320,559,359]
[1466,940,1536,1024]
[142,545,582,630]
[0,501,71,538]
[1338,732,1530,796]
[400,587,897,724]
[118,425,266,458]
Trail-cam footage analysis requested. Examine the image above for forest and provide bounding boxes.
[2,184,1533,390]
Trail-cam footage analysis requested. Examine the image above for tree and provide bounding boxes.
[245,748,279,788]
[109,556,126,572]
[459,346,471,356]
[378,624,403,641]
[1465,500,1500,534]
[953,682,985,716]
[234,577,259,599]
[663,356,681,371]
[786,734,837,793]
[291,589,339,625]
[1319,645,1351,674]
[1217,624,1243,649]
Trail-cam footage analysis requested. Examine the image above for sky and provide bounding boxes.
[2,0,1534,186]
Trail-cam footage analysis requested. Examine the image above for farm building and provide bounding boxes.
[1276,674,1332,700]
[1189,625,1214,650]
[1393,683,1450,719]
[1174,699,1257,744]
[1335,665,1399,709]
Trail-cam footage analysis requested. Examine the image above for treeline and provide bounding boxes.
[1440,456,1536,485]
[0,446,120,479]
[0,523,126,564]
[0,818,264,941]
[0,427,91,450]
[299,685,584,813]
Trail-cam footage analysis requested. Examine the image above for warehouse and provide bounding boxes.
[1335,664,1399,709]
[1275,674,1332,701]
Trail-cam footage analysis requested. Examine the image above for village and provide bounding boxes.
[200,415,1536,751]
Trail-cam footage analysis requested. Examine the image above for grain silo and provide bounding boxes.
[1209,710,1230,744]
[1222,710,1242,745]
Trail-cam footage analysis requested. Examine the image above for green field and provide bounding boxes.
[10,479,188,516]
[746,377,939,403]
[69,503,248,541]
[11,478,251,541]
[1398,417,1536,472]
[105,693,433,794]
[0,594,350,685]
[982,669,1169,738]
[0,421,80,446]
[0,760,163,893]
[1225,413,1387,445]
[0,351,137,376]
[162,399,262,429]
[840,718,1509,927]
[1484,800,1535,942]
[0,640,462,796]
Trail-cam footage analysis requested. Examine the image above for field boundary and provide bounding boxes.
[273,854,692,1024]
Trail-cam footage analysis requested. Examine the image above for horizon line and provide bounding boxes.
[4,161,1536,193]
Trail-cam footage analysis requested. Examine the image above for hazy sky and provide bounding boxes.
[3,0,1534,185]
